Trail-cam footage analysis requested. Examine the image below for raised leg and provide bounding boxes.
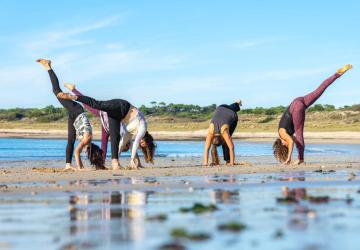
[303,73,340,107]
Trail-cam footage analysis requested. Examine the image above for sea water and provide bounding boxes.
[0,138,359,161]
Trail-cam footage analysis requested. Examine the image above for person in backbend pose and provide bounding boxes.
[36,59,105,171]
[57,90,156,170]
[203,100,242,166]
[273,64,353,165]
[64,84,131,163]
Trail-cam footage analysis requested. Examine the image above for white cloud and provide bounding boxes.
[23,15,121,52]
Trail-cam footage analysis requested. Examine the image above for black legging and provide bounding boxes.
[219,103,239,162]
[77,95,131,159]
[48,70,84,163]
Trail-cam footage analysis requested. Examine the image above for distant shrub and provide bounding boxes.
[349,104,360,111]
[308,104,336,112]
[37,113,64,123]
[259,116,275,123]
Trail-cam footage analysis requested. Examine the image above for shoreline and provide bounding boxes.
[1,129,360,143]
[0,162,358,194]
[0,154,359,194]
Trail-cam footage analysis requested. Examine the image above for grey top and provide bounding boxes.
[211,103,239,135]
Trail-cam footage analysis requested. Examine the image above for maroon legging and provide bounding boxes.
[289,73,340,160]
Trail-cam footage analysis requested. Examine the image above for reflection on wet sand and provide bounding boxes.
[1,171,360,250]
[68,188,149,244]
[210,190,240,204]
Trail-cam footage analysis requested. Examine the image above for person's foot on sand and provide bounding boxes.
[337,64,352,75]
[56,92,77,100]
[292,160,305,165]
[65,163,76,171]
[64,83,76,91]
[112,159,121,170]
[36,58,51,70]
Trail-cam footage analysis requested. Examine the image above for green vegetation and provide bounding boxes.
[179,203,218,214]
[217,221,247,232]
[170,228,211,241]
[0,103,355,122]
[1,103,360,133]
[146,213,168,222]
[0,105,94,122]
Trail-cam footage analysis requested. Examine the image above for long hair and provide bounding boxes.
[141,131,156,163]
[87,143,106,170]
[211,145,220,166]
[212,135,223,146]
[273,138,288,163]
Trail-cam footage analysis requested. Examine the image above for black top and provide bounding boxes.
[211,103,240,135]
[278,108,294,135]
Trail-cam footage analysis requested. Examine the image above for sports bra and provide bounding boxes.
[278,108,294,135]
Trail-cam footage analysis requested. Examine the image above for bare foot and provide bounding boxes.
[36,58,51,70]
[56,92,77,100]
[65,164,76,171]
[292,160,305,165]
[112,159,121,170]
[337,64,353,75]
[64,83,76,91]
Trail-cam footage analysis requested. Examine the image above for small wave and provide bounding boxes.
[165,153,203,158]
[306,147,347,154]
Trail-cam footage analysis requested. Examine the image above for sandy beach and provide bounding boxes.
[0,154,358,194]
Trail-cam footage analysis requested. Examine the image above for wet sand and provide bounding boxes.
[0,155,359,194]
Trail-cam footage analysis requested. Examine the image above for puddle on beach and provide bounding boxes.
[0,171,360,250]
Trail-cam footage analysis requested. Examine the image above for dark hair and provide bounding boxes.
[87,143,106,170]
[273,139,288,163]
[211,145,220,166]
[212,135,223,146]
[141,131,156,163]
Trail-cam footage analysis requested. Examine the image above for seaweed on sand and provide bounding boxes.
[179,203,218,214]
[170,228,211,241]
[146,213,168,222]
[159,242,186,250]
[217,221,247,232]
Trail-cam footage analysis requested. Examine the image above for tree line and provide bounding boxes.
[0,102,358,122]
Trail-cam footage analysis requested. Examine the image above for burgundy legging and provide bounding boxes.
[289,73,340,160]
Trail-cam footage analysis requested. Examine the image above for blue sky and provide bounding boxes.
[0,0,359,108]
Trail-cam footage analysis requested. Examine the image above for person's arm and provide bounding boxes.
[221,129,235,165]
[129,118,147,164]
[134,153,143,168]
[72,89,100,117]
[101,127,109,162]
[278,128,294,164]
[75,133,92,169]
[203,132,214,166]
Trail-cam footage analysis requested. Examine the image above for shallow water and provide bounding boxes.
[1,171,360,250]
[0,138,359,161]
